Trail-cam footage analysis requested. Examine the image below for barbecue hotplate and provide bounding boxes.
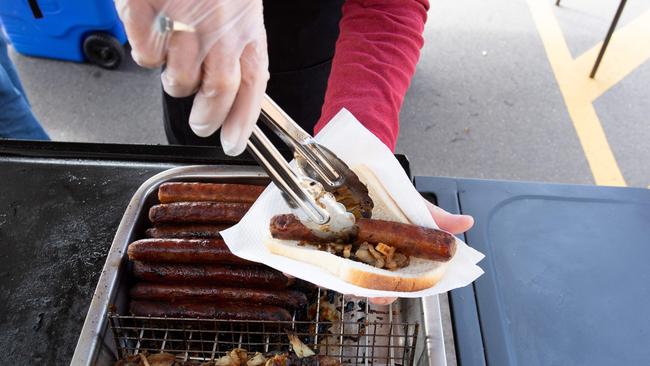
[0,158,167,364]
[0,141,415,365]
[0,140,244,364]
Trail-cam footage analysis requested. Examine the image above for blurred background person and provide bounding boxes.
[0,26,49,140]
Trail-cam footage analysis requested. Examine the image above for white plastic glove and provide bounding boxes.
[115,0,269,155]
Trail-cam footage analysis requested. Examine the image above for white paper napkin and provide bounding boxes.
[222,109,484,297]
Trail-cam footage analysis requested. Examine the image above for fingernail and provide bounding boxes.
[189,122,214,137]
[118,4,131,21]
[161,72,185,97]
[188,116,215,137]
[371,297,398,305]
[221,123,244,156]
[161,72,176,86]
[228,139,248,156]
[221,134,244,156]
[188,102,216,138]
[131,50,142,65]
[202,87,217,98]
[221,137,236,155]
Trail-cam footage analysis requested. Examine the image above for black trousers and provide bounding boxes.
[162,0,344,148]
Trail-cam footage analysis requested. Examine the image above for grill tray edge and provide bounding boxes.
[70,165,446,366]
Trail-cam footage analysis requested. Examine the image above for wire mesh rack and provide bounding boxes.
[109,290,419,365]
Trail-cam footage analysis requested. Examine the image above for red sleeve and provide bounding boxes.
[313,0,429,151]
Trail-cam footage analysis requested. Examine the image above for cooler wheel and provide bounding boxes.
[83,33,124,70]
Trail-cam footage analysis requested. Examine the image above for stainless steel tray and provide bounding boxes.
[70,165,447,366]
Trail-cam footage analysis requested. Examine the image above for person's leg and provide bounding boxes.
[0,34,49,140]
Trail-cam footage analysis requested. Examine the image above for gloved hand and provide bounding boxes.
[115,0,269,155]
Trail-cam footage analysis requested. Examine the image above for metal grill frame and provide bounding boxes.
[109,290,419,365]
[72,166,443,366]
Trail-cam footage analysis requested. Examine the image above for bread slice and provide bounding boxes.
[264,164,451,292]
[265,237,449,291]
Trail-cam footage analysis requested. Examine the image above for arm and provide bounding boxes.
[313,0,429,151]
[312,4,474,306]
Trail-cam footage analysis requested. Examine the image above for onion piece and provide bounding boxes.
[343,244,352,258]
[354,243,375,266]
[367,245,385,269]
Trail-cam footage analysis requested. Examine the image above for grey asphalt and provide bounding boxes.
[7,1,650,365]
[397,0,649,186]
[12,47,167,144]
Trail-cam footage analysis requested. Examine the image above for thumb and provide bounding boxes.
[423,198,474,234]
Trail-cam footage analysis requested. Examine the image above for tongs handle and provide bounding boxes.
[247,125,330,225]
[259,96,342,187]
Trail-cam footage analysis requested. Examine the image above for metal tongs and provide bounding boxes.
[248,95,372,225]
[151,16,369,224]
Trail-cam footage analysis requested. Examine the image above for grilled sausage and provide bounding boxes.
[158,182,265,204]
[130,300,292,321]
[269,214,456,262]
[145,224,230,239]
[269,214,332,243]
[127,238,252,265]
[130,283,308,308]
[355,218,456,261]
[132,262,292,288]
[149,202,251,224]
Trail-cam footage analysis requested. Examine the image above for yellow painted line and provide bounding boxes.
[574,9,650,102]
[565,103,627,185]
[527,0,627,187]
[526,0,574,83]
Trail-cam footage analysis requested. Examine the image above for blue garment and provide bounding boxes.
[0,32,49,140]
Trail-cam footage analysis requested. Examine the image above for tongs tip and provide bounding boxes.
[249,94,372,225]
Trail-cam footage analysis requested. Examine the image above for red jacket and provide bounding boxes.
[314,0,429,151]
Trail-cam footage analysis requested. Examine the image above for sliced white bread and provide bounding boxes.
[265,237,449,291]
[351,165,409,223]
[264,164,451,292]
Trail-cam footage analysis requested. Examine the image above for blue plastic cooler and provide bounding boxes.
[0,0,127,69]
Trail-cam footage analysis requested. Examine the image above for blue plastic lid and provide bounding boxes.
[454,179,650,365]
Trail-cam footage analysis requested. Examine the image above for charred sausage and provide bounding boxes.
[149,202,251,224]
[269,214,456,262]
[132,262,292,288]
[130,283,308,308]
[269,214,332,243]
[355,218,456,261]
[145,224,230,239]
[130,300,292,321]
[158,182,265,204]
[127,238,253,265]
